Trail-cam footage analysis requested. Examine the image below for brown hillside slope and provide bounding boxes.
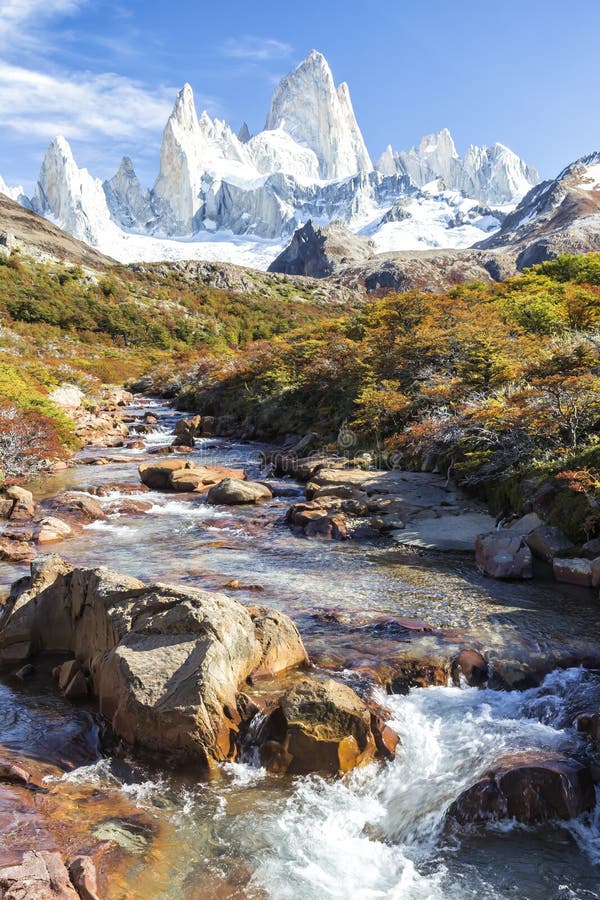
[0,193,115,269]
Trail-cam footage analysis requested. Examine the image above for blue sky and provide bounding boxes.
[1,0,599,192]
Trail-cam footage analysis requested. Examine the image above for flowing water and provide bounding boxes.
[1,399,600,898]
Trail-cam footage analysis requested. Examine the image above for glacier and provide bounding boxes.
[0,50,540,269]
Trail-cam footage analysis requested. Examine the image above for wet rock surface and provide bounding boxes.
[0,556,312,768]
[448,752,596,825]
[258,676,393,775]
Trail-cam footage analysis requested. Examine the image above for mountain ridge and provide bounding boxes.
[0,50,542,268]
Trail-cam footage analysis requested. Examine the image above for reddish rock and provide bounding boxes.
[448,753,596,825]
[68,855,100,900]
[0,498,14,518]
[475,532,533,579]
[0,539,35,562]
[91,483,150,496]
[389,661,448,694]
[4,486,35,521]
[552,557,593,587]
[0,760,31,785]
[451,649,488,687]
[41,493,107,526]
[0,850,79,899]
[370,712,399,761]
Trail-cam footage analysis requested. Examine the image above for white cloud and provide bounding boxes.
[0,0,84,46]
[221,35,293,62]
[0,61,177,143]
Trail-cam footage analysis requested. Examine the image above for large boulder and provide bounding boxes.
[138,459,191,489]
[171,466,245,493]
[0,556,309,767]
[475,532,533,579]
[207,478,272,505]
[35,516,72,544]
[139,461,245,492]
[526,525,573,562]
[448,752,595,825]
[4,485,35,521]
[552,557,593,587]
[259,677,392,775]
[39,492,106,526]
[248,606,310,677]
[173,415,202,448]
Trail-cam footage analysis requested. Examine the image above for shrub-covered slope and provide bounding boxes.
[176,253,600,540]
[0,251,339,478]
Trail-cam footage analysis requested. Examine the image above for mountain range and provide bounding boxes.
[0,50,550,269]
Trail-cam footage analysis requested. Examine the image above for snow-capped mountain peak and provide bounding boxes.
[375,129,538,206]
[104,156,152,230]
[0,176,29,207]
[4,51,545,269]
[265,49,372,180]
[33,136,114,245]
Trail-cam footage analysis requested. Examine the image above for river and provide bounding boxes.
[1,398,600,899]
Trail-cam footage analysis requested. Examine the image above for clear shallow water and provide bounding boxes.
[1,399,600,898]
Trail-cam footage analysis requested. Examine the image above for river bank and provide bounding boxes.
[1,397,600,898]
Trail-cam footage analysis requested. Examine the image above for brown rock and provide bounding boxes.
[207,478,272,505]
[259,677,390,775]
[58,659,82,691]
[451,649,488,687]
[577,712,600,751]
[248,606,309,678]
[171,466,245,494]
[0,557,310,768]
[68,856,100,900]
[526,525,572,562]
[173,415,202,447]
[475,532,533,579]
[448,752,596,825]
[0,760,31,785]
[36,516,73,544]
[5,485,35,521]
[0,850,79,899]
[370,712,399,761]
[138,459,191,489]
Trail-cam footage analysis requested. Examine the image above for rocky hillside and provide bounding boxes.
[0,193,114,269]
[269,220,517,291]
[477,151,600,267]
